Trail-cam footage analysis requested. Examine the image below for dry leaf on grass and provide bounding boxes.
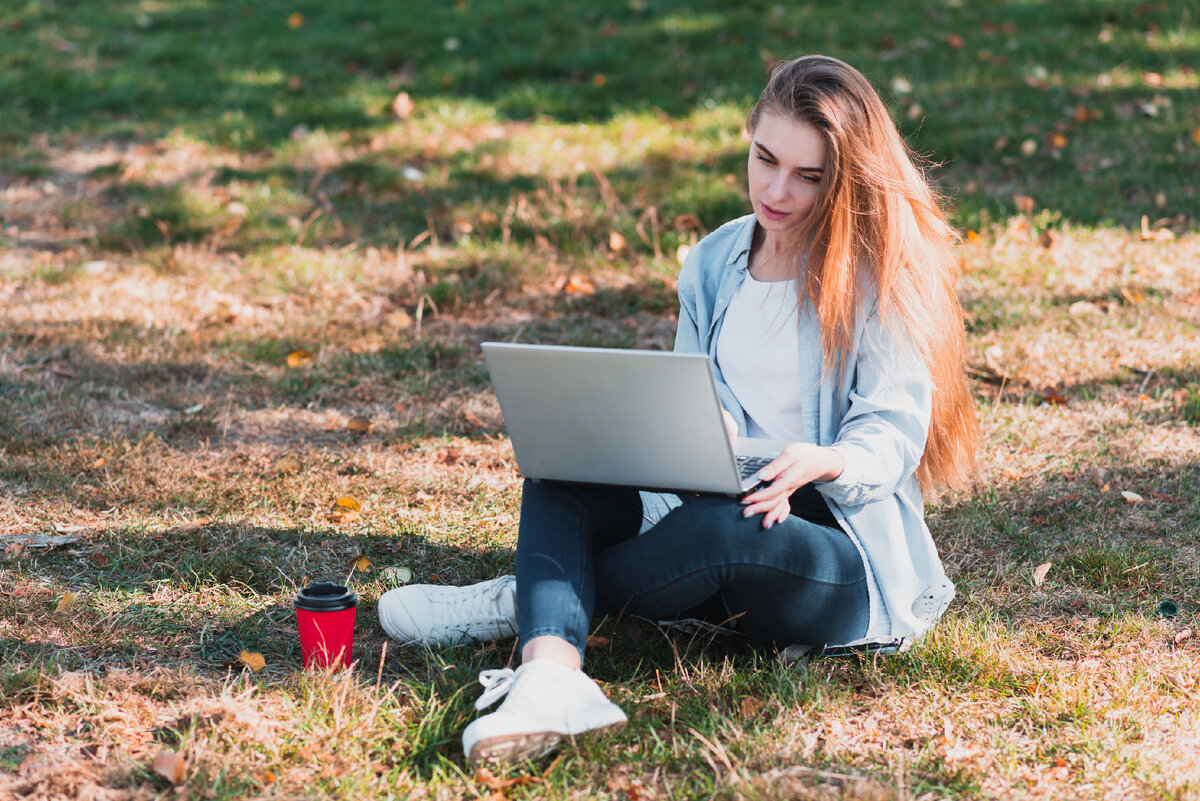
[1174,628,1193,645]
[1121,490,1144,504]
[272,455,302,475]
[286,349,314,368]
[380,566,412,585]
[475,765,541,790]
[435,446,461,466]
[414,490,436,503]
[1032,562,1053,586]
[564,274,595,295]
[154,749,186,784]
[327,496,362,523]
[56,592,76,613]
[739,696,765,718]
[347,416,371,433]
[585,634,612,648]
[352,555,373,572]
[239,650,266,671]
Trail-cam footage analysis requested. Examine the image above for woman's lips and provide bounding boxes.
[760,203,788,221]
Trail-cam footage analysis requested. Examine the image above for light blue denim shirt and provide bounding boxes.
[674,214,955,646]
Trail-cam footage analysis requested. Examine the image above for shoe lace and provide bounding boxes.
[447,580,510,630]
[474,667,516,710]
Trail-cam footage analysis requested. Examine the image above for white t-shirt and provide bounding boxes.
[715,272,818,440]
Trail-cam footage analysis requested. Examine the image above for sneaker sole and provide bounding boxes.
[468,721,626,766]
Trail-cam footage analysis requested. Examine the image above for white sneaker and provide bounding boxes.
[377,575,517,646]
[462,659,627,765]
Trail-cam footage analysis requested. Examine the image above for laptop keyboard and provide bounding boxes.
[735,455,774,480]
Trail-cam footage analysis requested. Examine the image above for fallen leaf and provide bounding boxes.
[607,231,626,252]
[56,592,76,613]
[966,230,982,244]
[414,490,436,503]
[261,770,276,785]
[335,496,361,512]
[380,566,413,585]
[564,274,595,294]
[1068,300,1101,316]
[1120,490,1144,504]
[1166,671,1190,692]
[353,555,373,572]
[154,749,186,784]
[983,344,1005,374]
[436,446,461,465]
[1174,628,1193,644]
[462,411,487,429]
[286,349,314,368]
[1149,491,1182,503]
[1038,230,1059,249]
[391,91,414,120]
[592,73,607,88]
[475,765,540,790]
[739,696,765,718]
[53,523,86,534]
[1032,562,1053,586]
[347,416,371,433]
[88,457,106,469]
[585,634,612,648]
[946,33,965,49]
[1020,139,1037,157]
[1139,215,1175,242]
[287,12,304,29]
[1041,389,1069,405]
[239,650,266,671]
[272,456,302,475]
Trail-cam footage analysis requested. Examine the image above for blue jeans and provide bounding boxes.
[514,479,870,663]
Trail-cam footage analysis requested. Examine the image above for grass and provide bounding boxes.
[2,0,1200,798]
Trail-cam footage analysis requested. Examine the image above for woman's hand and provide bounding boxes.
[740,443,844,529]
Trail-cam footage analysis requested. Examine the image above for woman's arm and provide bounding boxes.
[819,310,931,507]
[741,309,931,526]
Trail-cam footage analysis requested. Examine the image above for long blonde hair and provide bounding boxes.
[748,55,978,492]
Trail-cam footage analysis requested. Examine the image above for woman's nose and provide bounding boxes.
[766,173,789,201]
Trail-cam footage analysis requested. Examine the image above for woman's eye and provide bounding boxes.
[755,154,775,165]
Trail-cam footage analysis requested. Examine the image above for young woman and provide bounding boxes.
[379,54,979,766]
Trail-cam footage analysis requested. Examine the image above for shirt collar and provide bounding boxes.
[726,215,757,270]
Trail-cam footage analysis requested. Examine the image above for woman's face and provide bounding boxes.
[747,111,826,240]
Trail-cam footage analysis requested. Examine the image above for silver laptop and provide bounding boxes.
[481,342,788,495]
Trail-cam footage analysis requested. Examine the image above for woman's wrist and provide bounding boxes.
[818,446,845,482]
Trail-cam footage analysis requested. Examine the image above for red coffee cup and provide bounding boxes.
[295,582,358,668]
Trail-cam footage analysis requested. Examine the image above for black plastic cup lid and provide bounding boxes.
[295,582,358,612]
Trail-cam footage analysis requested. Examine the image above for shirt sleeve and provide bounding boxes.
[672,246,749,435]
[818,311,932,507]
